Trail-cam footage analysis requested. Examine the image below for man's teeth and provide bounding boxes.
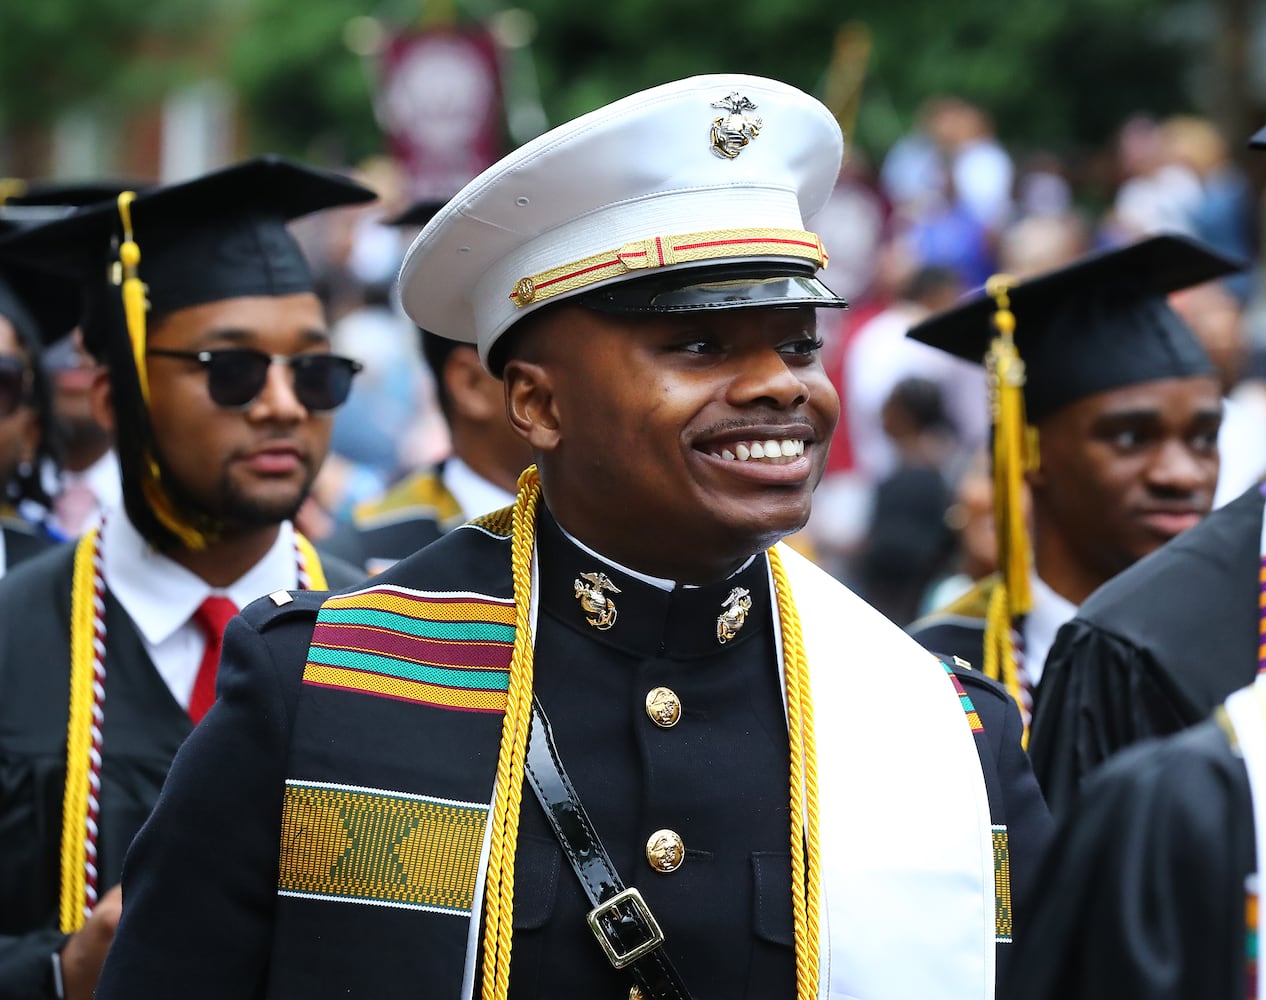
[709,439,806,462]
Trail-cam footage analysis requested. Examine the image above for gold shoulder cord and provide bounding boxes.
[480,467,821,999]
[982,275,1036,745]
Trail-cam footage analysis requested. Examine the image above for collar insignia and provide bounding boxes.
[710,93,762,159]
[574,571,621,630]
[717,586,753,643]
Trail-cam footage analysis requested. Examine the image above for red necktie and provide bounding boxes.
[188,596,238,723]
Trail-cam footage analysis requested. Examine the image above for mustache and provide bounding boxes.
[693,415,817,438]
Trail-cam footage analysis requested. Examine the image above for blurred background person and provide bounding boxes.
[854,376,959,625]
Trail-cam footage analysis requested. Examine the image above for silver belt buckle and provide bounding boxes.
[586,887,666,969]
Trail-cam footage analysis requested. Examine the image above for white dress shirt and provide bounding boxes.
[441,457,516,522]
[101,510,301,710]
[1024,573,1078,688]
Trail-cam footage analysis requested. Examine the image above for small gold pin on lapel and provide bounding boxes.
[716,586,752,644]
[574,571,621,630]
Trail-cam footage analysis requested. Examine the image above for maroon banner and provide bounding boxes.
[379,27,504,201]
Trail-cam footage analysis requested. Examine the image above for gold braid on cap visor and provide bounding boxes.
[508,227,828,307]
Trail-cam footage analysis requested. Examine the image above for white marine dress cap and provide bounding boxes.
[398,73,849,368]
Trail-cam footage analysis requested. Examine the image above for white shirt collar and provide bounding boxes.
[102,508,299,646]
[441,457,516,521]
[75,449,123,510]
[1024,572,1079,687]
[557,520,755,592]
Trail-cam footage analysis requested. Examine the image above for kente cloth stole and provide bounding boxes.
[272,578,516,1000]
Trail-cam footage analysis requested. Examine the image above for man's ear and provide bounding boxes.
[503,359,561,452]
[89,369,116,436]
[444,347,502,423]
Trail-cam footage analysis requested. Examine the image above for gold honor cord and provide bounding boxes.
[58,529,326,930]
[294,532,328,590]
[982,274,1037,745]
[59,530,103,932]
[479,467,822,999]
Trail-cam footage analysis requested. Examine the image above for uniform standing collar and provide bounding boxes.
[537,507,768,659]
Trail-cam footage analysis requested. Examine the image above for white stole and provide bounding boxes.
[775,544,995,999]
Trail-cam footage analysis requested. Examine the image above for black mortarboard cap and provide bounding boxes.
[0,156,376,334]
[0,262,80,350]
[906,234,1242,422]
[2,179,149,209]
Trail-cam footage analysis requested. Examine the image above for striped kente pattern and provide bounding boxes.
[278,781,488,913]
[993,825,1012,943]
[303,588,516,713]
[940,659,985,734]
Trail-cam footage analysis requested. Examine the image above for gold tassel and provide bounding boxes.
[115,193,212,551]
[982,275,1036,743]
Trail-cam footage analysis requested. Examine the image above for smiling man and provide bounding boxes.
[0,158,372,1000]
[907,235,1238,737]
[94,77,1049,1000]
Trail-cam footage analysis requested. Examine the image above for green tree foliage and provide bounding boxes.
[0,0,1198,167]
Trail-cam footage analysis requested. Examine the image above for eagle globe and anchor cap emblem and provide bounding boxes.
[709,92,763,159]
[574,571,621,630]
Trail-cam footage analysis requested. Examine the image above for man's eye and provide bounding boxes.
[780,337,824,357]
[678,340,721,355]
[1110,429,1144,449]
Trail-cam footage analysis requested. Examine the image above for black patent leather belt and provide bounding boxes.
[524,698,693,1000]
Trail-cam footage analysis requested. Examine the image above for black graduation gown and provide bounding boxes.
[1,518,54,575]
[95,509,1051,1000]
[1006,717,1254,1000]
[0,541,363,999]
[1029,485,1264,817]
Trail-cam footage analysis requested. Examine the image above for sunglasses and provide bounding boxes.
[0,356,31,418]
[146,349,363,412]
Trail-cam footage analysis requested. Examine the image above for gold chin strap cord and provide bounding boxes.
[115,193,211,551]
[982,274,1037,746]
[479,466,821,1000]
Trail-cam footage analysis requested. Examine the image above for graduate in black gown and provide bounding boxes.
[94,76,1051,1000]
[0,258,73,568]
[1030,476,1265,816]
[321,327,531,573]
[907,236,1238,730]
[1009,698,1257,998]
[0,159,372,1000]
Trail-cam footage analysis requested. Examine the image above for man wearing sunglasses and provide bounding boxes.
[0,157,373,1000]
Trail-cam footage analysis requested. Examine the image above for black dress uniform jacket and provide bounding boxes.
[95,508,1051,1000]
[1030,485,1265,817]
[0,540,363,999]
[1007,718,1255,999]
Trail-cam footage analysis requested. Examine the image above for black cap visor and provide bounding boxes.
[576,262,848,315]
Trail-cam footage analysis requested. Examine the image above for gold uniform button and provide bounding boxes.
[644,687,681,728]
[645,829,685,873]
[629,988,646,1000]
